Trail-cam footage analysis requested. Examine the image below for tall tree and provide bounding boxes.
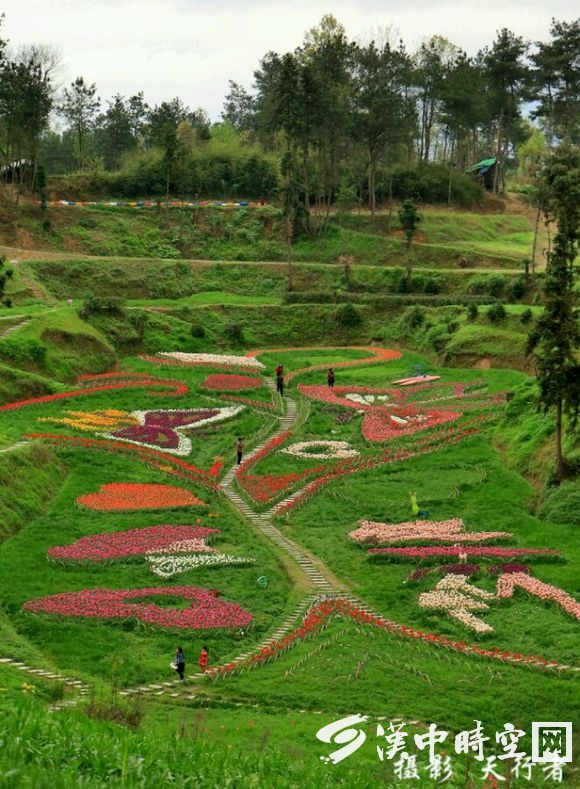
[531,18,580,147]
[0,55,53,197]
[352,39,414,218]
[482,29,530,192]
[146,98,193,200]
[527,144,580,481]
[59,77,100,170]
[221,81,257,132]
[412,36,460,162]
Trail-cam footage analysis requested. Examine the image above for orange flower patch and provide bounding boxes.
[76,483,205,511]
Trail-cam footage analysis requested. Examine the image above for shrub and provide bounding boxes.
[336,303,362,327]
[190,323,206,338]
[486,302,507,323]
[487,275,506,298]
[78,295,126,320]
[224,323,244,343]
[509,278,526,300]
[466,302,479,321]
[520,308,533,324]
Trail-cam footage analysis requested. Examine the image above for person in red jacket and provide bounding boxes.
[199,645,209,673]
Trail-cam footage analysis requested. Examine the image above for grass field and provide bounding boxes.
[0,198,577,787]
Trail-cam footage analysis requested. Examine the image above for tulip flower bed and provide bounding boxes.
[40,406,243,455]
[146,553,255,578]
[349,518,512,545]
[24,586,253,630]
[208,596,565,677]
[142,352,265,371]
[76,482,206,511]
[235,431,326,503]
[368,546,560,560]
[0,375,188,412]
[24,433,221,488]
[202,374,264,391]
[273,416,493,515]
[497,573,580,620]
[100,406,242,455]
[418,574,496,633]
[48,524,220,561]
[279,440,360,460]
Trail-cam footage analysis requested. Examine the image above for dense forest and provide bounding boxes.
[0,14,578,209]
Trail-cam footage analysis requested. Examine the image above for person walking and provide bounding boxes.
[236,437,243,464]
[199,645,209,673]
[327,368,335,388]
[174,646,185,682]
[276,372,285,395]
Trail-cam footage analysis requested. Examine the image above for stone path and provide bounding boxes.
[0,656,90,712]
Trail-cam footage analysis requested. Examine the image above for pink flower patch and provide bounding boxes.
[350,518,511,545]
[24,586,253,629]
[48,524,220,561]
[361,405,461,442]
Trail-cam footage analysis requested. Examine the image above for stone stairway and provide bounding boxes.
[0,656,89,712]
[221,393,337,594]
[9,259,55,303]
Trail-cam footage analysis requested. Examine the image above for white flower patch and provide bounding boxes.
[147,553,256,578]
[148,539,217,555]
[418,574,496,633]
[344,393,390,406]
[158,352,265,370]
[279,440,360,460]
[99,406,243,456]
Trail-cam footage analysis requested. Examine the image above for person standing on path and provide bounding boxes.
[174,646,185,682]
[199,645,209,673]
[276,372,285,395]
[236,437,243,464]
[327,368,335,388]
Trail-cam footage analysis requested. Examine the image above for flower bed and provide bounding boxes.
[24,586,253,629]
[24,433,220,488]
[142,352,265,371]
[48,524,220,561]
[76,483,206,511]
[418,574,495,633]
[100,406,242,455]
[0,376,188,412]
[147,553,255,578]
[202,374,264,391]
[350,518,512,545]
[368,546,560,560]
[279,440,360,460]
[392,375,441,386]
[235,430,327,503]
[497,573,580,619]
[208,596,564,677]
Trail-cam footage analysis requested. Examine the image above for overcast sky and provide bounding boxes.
[1,1,577,120]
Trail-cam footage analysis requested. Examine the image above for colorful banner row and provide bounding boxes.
[37,200,267,209]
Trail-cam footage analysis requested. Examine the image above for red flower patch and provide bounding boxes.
[76,483,205,511]
[48,524,220,561]
[202,374,264,391]
[24,586,253,629]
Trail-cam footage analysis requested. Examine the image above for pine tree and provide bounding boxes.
[527,144,580,481]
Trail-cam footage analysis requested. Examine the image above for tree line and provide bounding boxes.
[0,13,578,209]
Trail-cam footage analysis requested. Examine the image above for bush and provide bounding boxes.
[486,302,507,323]
[509,278,526,300]
[190,323,206,338]
[520,308,533,324]
[224,323,244,343]
[78,295,126,320]
[336,303,362,327]
[487,275,506,298]
[401,306,425,331]
[466,302,479,321]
